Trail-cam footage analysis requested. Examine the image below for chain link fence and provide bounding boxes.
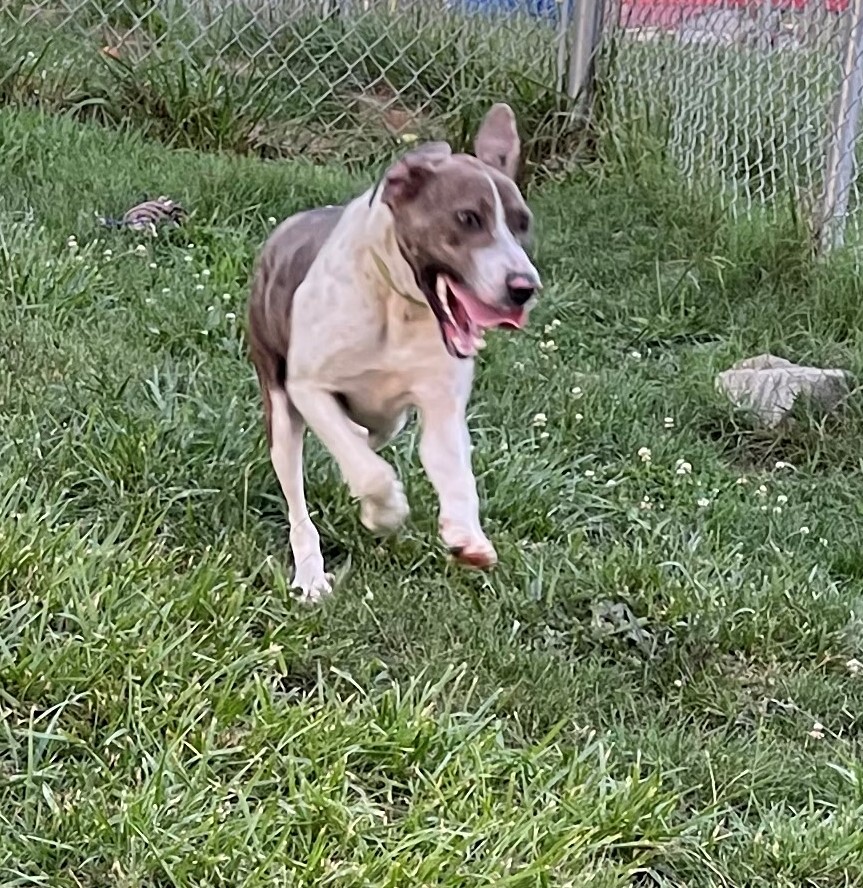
[604,0,863,254]
[0,0,581,167]
[2,0,863,252]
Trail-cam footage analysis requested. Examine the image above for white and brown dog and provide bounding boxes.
[248,103,541,602]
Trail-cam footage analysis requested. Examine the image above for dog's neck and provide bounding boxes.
[359,187,428,310]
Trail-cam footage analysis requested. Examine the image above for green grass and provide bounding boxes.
[2,107,863,885]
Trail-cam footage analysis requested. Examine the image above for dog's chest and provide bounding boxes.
[334,336,455,422]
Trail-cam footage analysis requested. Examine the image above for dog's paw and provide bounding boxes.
[360,480,409,535]
[440,522,498,569]
[291,564,334,605]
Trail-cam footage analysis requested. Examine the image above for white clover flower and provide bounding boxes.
[583,469,596,478]
[808,721,825,740]
[134,244,147,257]
[225,312,236,321]
[664,416,675,429]
[776,494,788,505]
[532,413,547,427]
[697,497,711,508]
[570,386,583,399]
[675,459,692,475]
[756,484,768,497]
[637,447,652,463]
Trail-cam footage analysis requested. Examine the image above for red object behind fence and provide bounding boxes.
[617,0,848,30]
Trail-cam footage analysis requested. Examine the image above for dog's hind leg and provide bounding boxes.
[269,387,333,603]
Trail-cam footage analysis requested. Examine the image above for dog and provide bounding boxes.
[247,103,542,602]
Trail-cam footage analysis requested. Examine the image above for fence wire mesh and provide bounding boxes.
[0,0,573,164]
[3,0,863,253]
[604,0,863,254]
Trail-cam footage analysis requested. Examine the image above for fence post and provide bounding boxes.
[556,0,572,94]
[818,0,863,255]
[566,0,606,108]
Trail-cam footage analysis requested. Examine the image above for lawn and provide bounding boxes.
[2,107,863,886]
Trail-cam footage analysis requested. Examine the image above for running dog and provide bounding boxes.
[248,103,541,602]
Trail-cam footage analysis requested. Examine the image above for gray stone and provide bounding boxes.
[715,353,852,429]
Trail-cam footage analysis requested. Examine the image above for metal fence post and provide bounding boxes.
[566,0,606,108]
[555,0,572,94]
[818,0,863,255]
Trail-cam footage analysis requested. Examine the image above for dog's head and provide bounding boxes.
[380,104,541,359]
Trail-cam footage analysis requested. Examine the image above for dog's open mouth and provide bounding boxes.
[430,273,526,359]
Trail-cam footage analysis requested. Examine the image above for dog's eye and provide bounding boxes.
[456,210,483,231]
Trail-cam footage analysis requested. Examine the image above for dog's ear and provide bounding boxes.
[381,142,451,207]
[474,103,520,180]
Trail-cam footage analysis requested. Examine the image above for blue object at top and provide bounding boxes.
[455,0,567,22]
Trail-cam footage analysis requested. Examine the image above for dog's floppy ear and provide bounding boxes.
[381,141,452,207]
[474,103,520,180]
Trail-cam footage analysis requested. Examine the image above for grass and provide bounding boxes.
[2,107,863,885]
[4,0,863,238]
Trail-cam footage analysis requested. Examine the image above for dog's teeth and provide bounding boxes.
[437,276,454,323]
[436,277,456,325]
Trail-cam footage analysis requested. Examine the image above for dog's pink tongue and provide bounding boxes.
[447,279,527,330]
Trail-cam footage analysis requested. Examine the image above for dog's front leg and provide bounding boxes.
[417,399,497,569]
[289,381,409,535]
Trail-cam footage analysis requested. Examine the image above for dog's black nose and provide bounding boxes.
[506,272,538,307]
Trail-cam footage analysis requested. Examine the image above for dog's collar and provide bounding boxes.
[369,249,426,307]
